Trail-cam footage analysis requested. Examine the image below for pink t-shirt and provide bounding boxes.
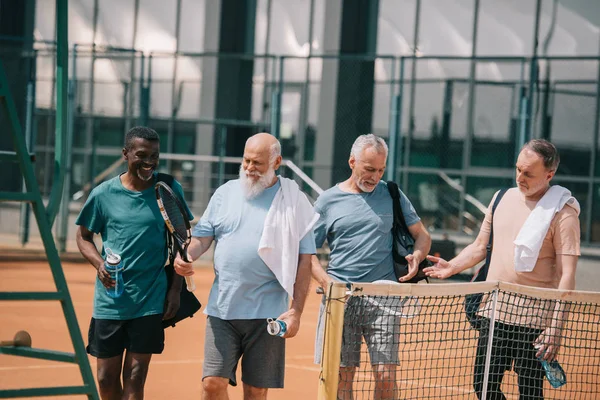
[479,187,580,327]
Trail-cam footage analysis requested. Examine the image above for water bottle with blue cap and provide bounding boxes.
[104,248,124,298]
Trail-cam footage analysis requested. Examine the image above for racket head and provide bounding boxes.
[155,182,191,248]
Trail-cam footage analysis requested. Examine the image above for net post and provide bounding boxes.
[481,287,499,400]
[318,282,347,400]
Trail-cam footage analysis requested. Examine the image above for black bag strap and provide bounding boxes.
[386,181,410,235]
[156,172,175,188]
[472,188,508,282]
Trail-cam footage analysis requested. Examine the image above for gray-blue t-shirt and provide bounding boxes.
[75,173,193,320]
[193,178,317,320]
[313,181,420,283]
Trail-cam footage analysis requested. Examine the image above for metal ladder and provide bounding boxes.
[0,20,99,400]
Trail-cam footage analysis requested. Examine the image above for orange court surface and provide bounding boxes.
[0,258,321,399]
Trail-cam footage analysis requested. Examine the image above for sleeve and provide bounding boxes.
[398,190,421,227]
[191,188,221,238]
[74,188,104,234]
[172,179,194,221]
[552,206,581,256]
[479,190,498,237]
[313,196,328,249]
[299,230,317,254]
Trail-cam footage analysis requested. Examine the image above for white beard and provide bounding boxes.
[239,164,276,199]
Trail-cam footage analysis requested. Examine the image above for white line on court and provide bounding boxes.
[0,358,320,373]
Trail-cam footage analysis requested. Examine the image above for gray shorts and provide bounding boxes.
[203,316,285,388]
[315,296,400,368]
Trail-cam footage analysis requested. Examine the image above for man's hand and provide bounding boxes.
[277,309,300,339]
[534,327,561,361]
[398,254,419,282]
[96,262,115,289]
[173,253,194,276]
[423,255,456,280]
[163,286,181,320]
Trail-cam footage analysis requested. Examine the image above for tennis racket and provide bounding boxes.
[155,181,196,292]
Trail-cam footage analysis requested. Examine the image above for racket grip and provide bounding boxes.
[184,276,196,292]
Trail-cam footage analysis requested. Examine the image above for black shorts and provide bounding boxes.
[87,314,165,358]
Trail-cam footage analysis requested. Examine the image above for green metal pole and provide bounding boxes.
[45,0,69,226]
[19,52,36,246]
[58,45,77,253]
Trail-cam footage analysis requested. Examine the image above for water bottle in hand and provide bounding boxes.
[266,318,287,337]
[535,344,566,388]
[104,248,124,298]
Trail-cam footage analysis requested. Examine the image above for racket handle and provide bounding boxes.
[184,276,196,292]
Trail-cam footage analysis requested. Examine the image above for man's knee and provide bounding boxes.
[372,365,396,384]
[243,383,268,400]
[97,365,121,392]
[123,362,150,392]
[203,376,229,395]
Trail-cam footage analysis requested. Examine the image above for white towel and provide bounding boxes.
[513,185,580,272]
[258,177,320,298]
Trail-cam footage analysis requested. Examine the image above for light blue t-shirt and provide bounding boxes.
[193,178,317,320]
[75,173,193,320]
[314,181,420,283]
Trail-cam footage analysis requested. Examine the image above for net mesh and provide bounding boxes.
[323,282,600,400]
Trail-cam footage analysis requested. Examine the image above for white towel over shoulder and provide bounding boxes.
[258,177,320,298]
[513,185,580,272]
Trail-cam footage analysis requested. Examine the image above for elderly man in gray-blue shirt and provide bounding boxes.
[175,133,316,400]
[311,134,431,400]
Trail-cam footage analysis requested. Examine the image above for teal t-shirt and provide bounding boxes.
[313,181,420,283]
[192,178,317,320]
[75,172,193,320]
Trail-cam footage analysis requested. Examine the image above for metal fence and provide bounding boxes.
[2,46,600,247]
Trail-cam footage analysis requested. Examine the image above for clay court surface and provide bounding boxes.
[0,259,321,399]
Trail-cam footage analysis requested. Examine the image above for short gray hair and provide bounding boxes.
[522,139,560,172]
[350,134,388,160]
[269,141,281,165]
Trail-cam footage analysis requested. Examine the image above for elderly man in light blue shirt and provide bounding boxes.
[311,134,431,400]
[174,133,316,400]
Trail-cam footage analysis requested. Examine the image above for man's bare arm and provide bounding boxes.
[76,226,103,270]
[310,254,332,291]
[173,236,214,276]
[407,220,431,264]
[279,253,313,338]
[424,227,490,279]
[535,254,578,360]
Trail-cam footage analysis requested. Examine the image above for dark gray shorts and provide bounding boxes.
[203,316,285,388]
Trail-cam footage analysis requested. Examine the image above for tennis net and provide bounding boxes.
[318,281,600,400]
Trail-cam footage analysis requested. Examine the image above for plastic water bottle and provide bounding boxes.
[104,248,124,298]
[535,344,567,388]
[539,358,567,388]
[266,318,287,337]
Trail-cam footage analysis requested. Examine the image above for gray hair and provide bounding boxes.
[350,134,388,160]
[269,141,281,165]
[522,139,560,172]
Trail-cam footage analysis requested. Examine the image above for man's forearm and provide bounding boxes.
[413,233,431,263]
[76,236,103,270]
[187,236,213,261]
[290,255,313,315]
[448,242,487,275]
[310,255,330,287]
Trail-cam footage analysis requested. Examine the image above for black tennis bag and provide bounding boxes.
[157,173,202,328]
[387,181,430,283]
[464,188,507,329]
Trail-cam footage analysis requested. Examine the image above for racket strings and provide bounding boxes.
[158,186,188,240]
